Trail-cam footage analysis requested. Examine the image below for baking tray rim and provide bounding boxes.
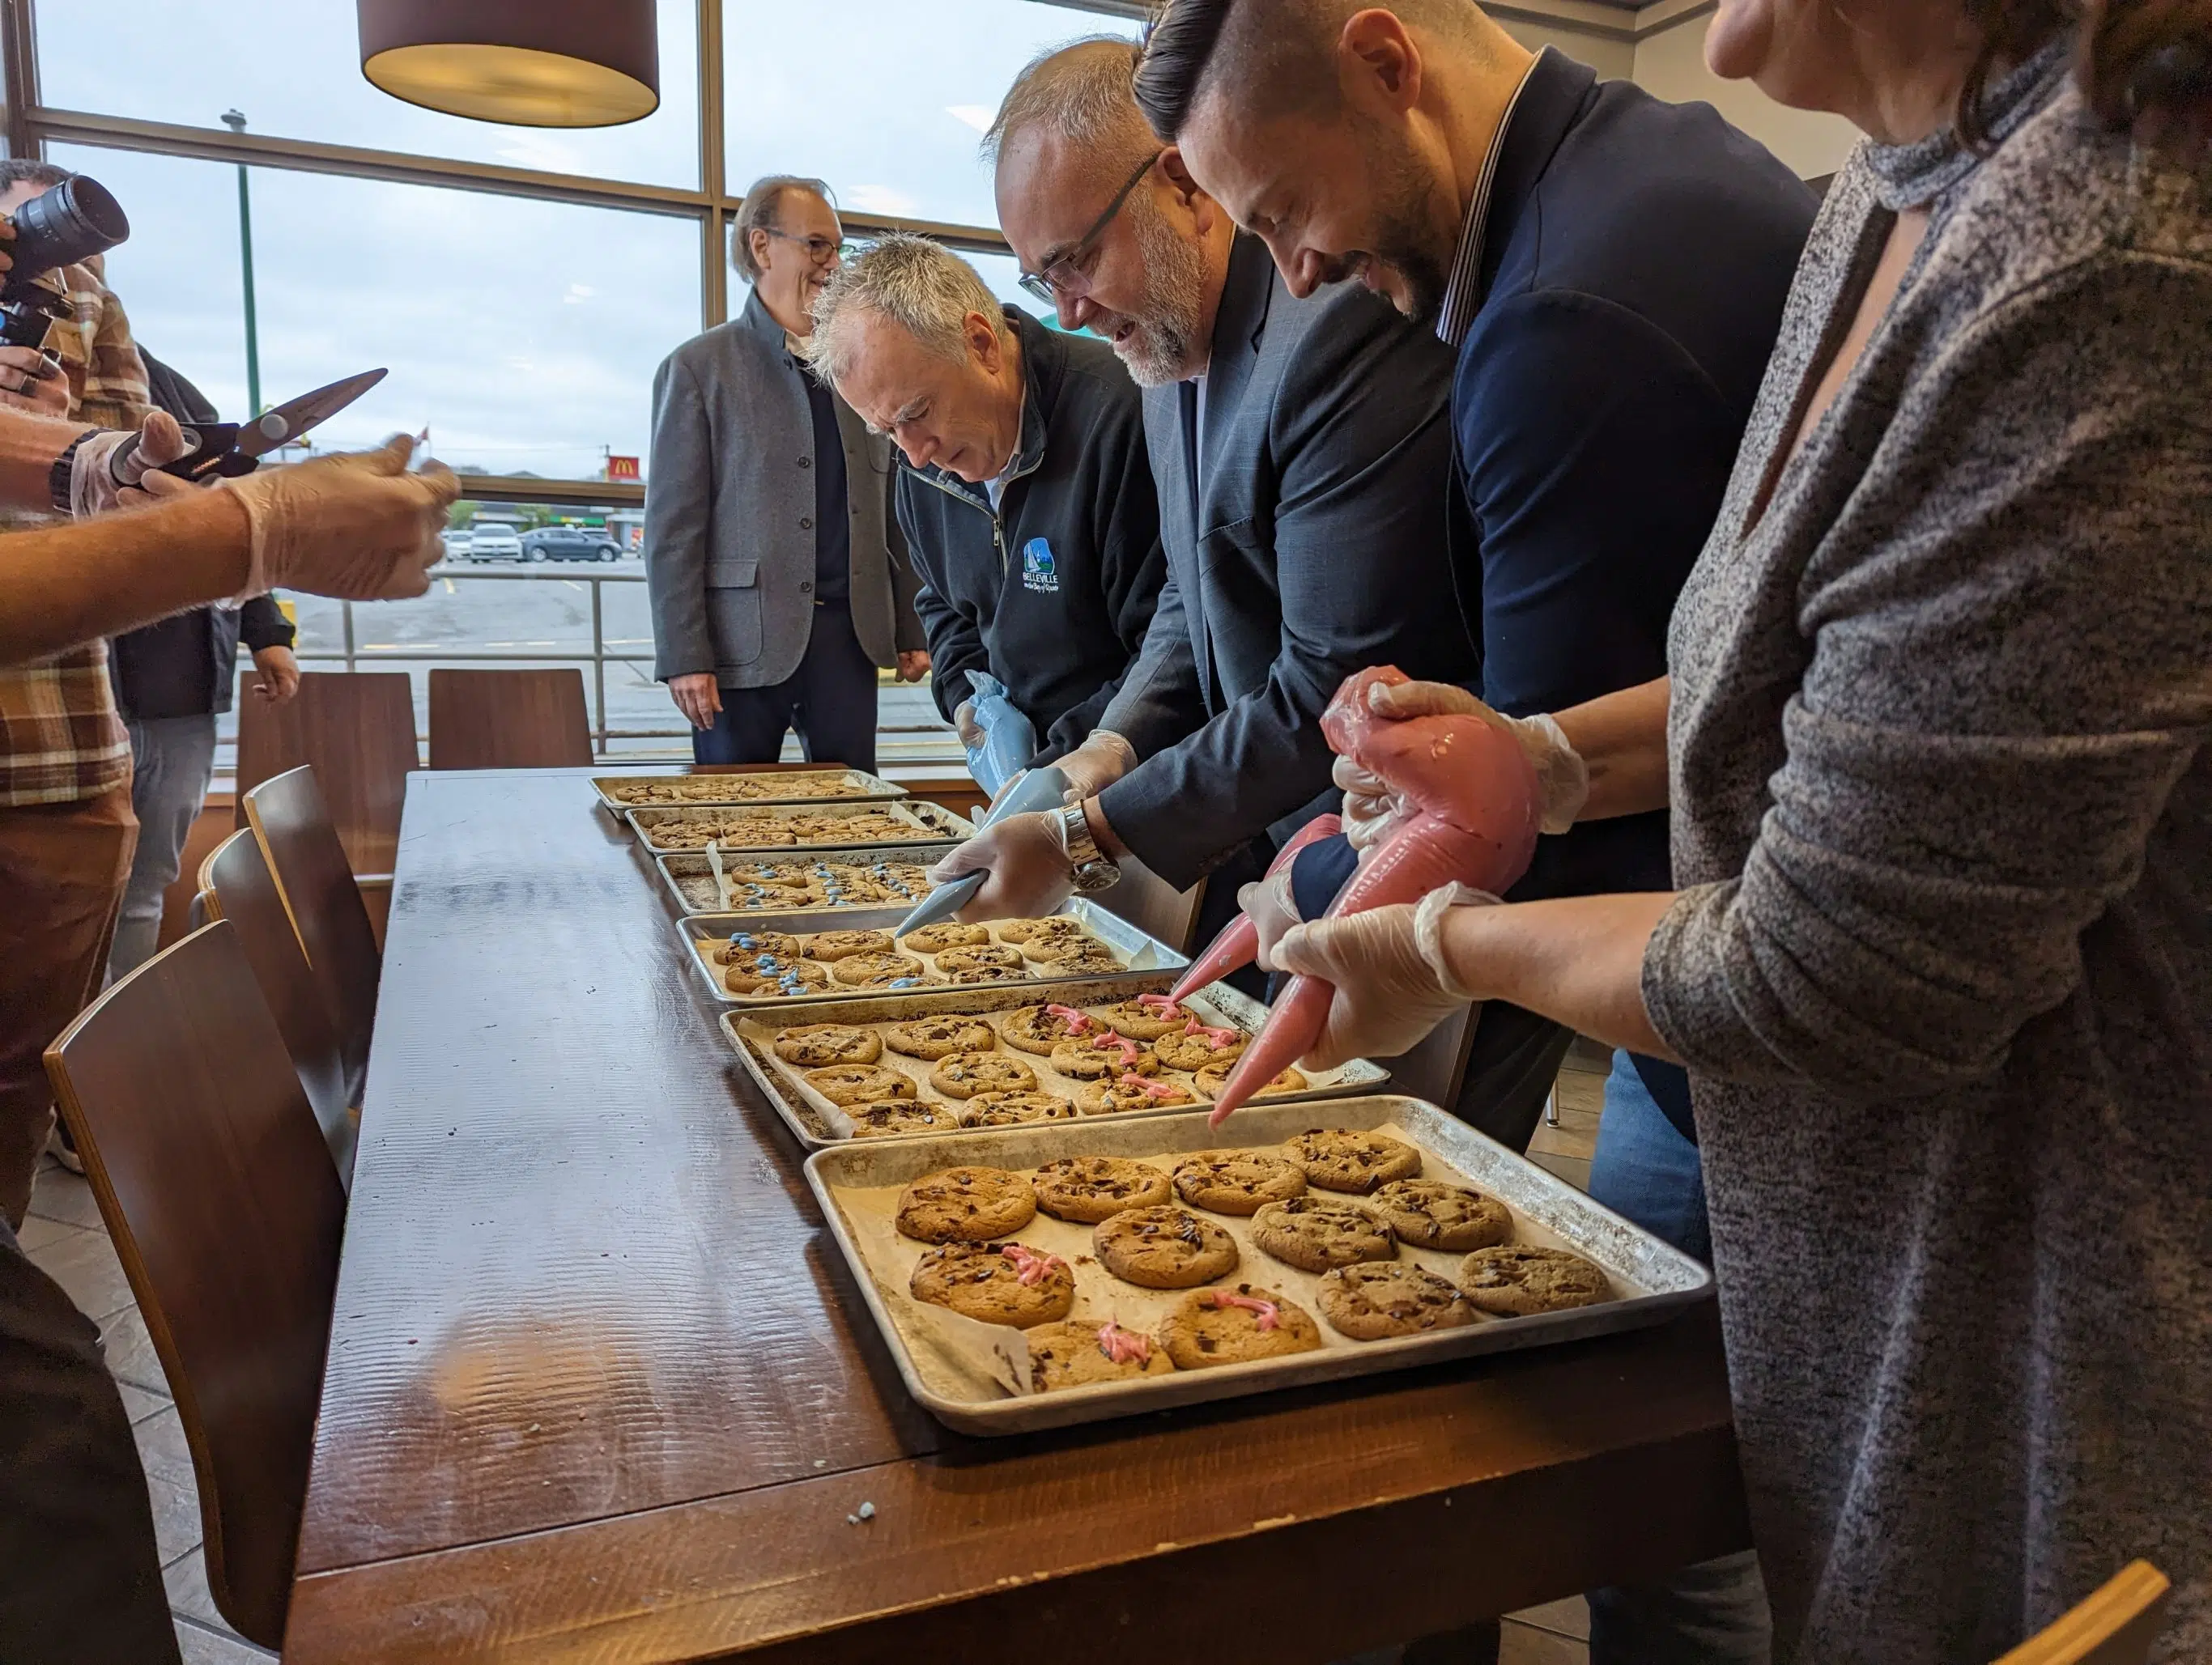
[626,798,974,856]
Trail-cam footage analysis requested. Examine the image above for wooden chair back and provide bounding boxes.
[428,667,592,771]
[43,920,345,1650]
[242,766,382,1106]
[1993,1562,2170,1665]
[203,829,356,1187]
[1091,855,1207,954]
[235,670,416,874]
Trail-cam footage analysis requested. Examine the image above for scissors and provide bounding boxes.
[160,367,389,481]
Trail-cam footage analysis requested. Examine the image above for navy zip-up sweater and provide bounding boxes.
[894,308,1165,764]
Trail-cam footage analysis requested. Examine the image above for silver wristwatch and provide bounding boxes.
[1058,802,1121,894]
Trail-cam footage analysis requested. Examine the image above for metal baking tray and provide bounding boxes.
[593,768,906,813]
[678,896,1186,1009]
[627,798,972,856]
[725,974,1387,1150]
[657,846,952,917]
[805,1094,1712,1434]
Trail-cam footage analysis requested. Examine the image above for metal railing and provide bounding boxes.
[287,562,962,764]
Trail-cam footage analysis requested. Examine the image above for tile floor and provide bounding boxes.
[19,1043,1613,1665]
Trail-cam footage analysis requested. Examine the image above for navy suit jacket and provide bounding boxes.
[1293,50,1816,1137]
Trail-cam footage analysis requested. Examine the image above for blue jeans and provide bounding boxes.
[1584,1051,1771,1665]
[108,712,218,982]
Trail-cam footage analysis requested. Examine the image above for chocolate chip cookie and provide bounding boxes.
[957,1090,1078,1128]
[1318,1263,1476,1340]
[897,922,990,953]
[713,929,800,963]
[1092,1204,1240,1288]
[831,951,927,986]
[846,1102,960,1138]
[936,945,1025,972]
[909,1242,1074,1327]
[1098,996,1194,1040]
[723,956,831,996]
[806,1064,916,1106]
[801,928,895,961]
[1192,1062,1308,1101]
[1171,1150,1308,1215]
[999,916,1089,950]
[772,1023,882,1067]
[895,1166,1038,1243]
[883,1016,997,1060]
[1151,1026,1247,1071]
[1249,1196,1397,1272]
[1074,1077,1197,1115]
[1049,1034,1160,1080]
[1027,1319,1177,1391]
[1456,1245,1612,1315]
[1156,1284,1323,1370]
[929,1051,1037,1098]
[1285,1129,1423,1194]
[1370,1180,1513,1251]
[1035,945,1122,975]
[1032,1156,1175,1223]
[998,1004,1098,1055]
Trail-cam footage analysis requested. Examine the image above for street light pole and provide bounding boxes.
[219,108,262,416]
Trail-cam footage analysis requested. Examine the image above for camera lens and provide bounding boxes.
[10,176,130,278]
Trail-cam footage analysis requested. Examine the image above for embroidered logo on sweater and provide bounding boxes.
[1020,537,1059,594]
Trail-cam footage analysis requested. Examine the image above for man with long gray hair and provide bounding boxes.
[808,234,1163,801]
[644,175,928,773]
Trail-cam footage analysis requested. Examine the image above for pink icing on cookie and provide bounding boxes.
[1206,1290,1280,1331]
[1135,993,1182,1014]
[1091,1031,1142,1064]
[1181,1016,1240,1050]
[1044,1003,1092,1033]
[1096,1322,1151,1365]
[1000,1243,1066,1286]
[1118,1072,1184,1101]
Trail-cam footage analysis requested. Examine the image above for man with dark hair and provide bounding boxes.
[1135,2,1817,1657]
[645,175,928,771]
[935,36,1476,981]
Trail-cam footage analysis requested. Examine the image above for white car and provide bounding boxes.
[466,526,525,561]
[439,529,472,562]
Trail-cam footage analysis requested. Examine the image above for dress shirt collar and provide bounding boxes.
[1435,50,1546,349]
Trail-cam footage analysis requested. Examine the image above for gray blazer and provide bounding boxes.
[644,291,922,687]
[1093,233,1474,887]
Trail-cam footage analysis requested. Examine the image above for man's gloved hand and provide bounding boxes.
[1335,678,1589,847]
[953,700,985,748]
[69,410,197,517]
[925,810,1076,921]
[222,434,458,602]
[1236,869,1303,972]
[1270,883,1499,1069]
[1050,731,1137,802]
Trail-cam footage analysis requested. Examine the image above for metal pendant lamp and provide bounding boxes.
[358,0,660,128]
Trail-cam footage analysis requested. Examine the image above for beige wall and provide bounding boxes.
[1499,15,1636,82]
[1631,10,1860,178]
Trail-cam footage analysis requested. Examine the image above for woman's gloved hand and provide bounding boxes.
[1235,869,1303,972]
[1269,884,1499,1068]
[1334,678,1589,848]
[223,434,458,602]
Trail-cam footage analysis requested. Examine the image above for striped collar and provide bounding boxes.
[1435,51,1544,349]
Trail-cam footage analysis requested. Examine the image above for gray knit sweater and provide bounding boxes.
[1643,45,2212,1663]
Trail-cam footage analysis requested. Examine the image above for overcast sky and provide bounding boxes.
[40,0,1137,480]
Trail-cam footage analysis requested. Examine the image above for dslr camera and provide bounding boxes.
[0,175,129,357]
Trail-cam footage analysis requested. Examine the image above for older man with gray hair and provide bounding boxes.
[809,234,1163,813]
[644,174,928,774]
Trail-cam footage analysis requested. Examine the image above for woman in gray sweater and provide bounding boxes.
[1273,2,2212,1658]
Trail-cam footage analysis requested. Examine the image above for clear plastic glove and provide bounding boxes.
[925,809,1076,921]
[953,699,985,748]
[223,434,458,603]
[1236,870,1303,973]
[1050,731,1137,802]
[69,410,197,517]
[1270,883,1500,1069]
[1339,678,1588,841]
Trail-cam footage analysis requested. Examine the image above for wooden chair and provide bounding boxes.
[1993,1562,2170,1665]
[43,920,345,1650]
[235,669,416,875]
[242,766,382,1109]
[428,667,592,770]
[202,829,356,1187]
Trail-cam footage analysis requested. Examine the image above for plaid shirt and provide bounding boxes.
[0,256,151,807]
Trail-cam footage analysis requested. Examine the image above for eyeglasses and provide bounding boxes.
[1016,153,1160,305]
[760,228,845,265]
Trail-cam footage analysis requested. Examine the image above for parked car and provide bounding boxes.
[439,529,472,562]
[465,525,525,561]
[521,525,624,563]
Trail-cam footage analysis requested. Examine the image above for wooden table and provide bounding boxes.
[283,769,1748,1663]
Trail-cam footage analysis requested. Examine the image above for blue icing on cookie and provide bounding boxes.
[888,978,920,988]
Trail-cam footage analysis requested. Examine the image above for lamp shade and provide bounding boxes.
[358,0,659,128]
